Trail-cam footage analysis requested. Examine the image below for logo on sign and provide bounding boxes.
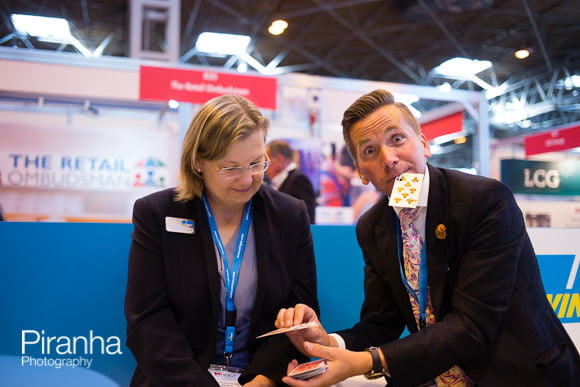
[20,329,122,369]
[523,168,560,189]
[538,254,580,323]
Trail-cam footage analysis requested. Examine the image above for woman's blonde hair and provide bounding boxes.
[175,94,269,201]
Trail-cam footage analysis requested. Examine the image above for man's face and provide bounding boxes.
[265,152,285,179]
[349,104,431,195]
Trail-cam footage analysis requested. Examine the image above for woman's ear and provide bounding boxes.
[193,159,202,173]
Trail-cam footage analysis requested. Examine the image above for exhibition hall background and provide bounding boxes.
[0,49,579,386]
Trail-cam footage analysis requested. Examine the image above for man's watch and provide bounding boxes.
[364,346,386,380]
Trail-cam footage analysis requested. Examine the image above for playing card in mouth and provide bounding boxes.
[388,172,424,208]
[288,359,328,380]
[256,321,318,339]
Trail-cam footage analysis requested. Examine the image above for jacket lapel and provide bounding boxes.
[247,189,270,331]
[375,199,418,329]
[424,164,451,318]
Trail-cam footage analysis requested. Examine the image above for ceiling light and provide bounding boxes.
[11,14,72,44]
[434,57,492,77]
[438,82,452,92]
[268,19,288,36]
[514,48,531,60]
[237,61,248,72]
[195,32,251,55]
[453,136,467,144]
[563,75,580,89]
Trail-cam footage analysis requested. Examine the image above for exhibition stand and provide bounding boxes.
[0,222,578,386]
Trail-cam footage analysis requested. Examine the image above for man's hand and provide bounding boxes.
[275,304,333,355]
[282,342,373,387]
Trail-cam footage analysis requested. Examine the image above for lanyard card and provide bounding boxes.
[209,364,242,387]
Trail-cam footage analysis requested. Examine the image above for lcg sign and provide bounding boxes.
[501,159,580,196]
[523,168,560,189]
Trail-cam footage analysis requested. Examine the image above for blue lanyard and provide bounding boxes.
[395,214,428,330]
[202,194,253,363]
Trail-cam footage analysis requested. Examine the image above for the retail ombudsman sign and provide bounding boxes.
[0,152,168,191]
[501,159,580,196]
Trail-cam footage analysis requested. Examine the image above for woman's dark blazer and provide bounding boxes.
[337,164,580,386]
[125,185,319,386]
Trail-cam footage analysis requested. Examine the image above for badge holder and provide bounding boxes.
[209,364,243,387]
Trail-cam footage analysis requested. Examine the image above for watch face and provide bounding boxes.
[364,371,385,380]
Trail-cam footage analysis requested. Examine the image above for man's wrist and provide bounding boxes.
[364,346,388,380]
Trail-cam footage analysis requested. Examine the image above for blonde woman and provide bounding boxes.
[125,95,319,386]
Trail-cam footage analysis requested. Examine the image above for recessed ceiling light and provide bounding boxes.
[195,32,251,55]
[514,48,531,60]
[11,14,72,43]
[268,19,288,36]
[434,57,492,77]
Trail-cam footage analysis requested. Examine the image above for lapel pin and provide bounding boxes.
[435,224,447,240]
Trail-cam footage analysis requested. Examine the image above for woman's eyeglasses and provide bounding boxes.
[215,161,270,178]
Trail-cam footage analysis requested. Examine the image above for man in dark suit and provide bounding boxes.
[276,89,580,386]
[266,140,317,223]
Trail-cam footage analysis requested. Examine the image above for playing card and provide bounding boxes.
[388,173,424,208]
[288,359,328,380]
[256,321,318,339]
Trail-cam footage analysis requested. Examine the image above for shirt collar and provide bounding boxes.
[271,162,297,189]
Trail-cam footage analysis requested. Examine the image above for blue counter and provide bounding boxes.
[0,223,578,386]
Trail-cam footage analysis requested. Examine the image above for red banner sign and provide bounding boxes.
[421,112,463,141]
[524,125,580,156]
[139,66,277,110]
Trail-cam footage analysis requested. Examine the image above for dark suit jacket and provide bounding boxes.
[337,164,580,386]
[125,186,319,386]
[278,169,317,224]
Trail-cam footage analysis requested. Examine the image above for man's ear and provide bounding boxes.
[355,164,370,185]
[420,133,431,158]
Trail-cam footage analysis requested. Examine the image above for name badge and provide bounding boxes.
[165,216,194,234]
[208,364,242,387]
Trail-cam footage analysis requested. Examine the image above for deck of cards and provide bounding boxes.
[288,359,328,380]
[388,172,424,208]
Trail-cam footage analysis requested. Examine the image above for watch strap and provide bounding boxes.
[364,346,385,379]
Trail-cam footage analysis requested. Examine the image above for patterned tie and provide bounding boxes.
[398,208,472,387]
[399,207,423,302]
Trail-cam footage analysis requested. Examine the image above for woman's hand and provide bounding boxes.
[275,304,333,355]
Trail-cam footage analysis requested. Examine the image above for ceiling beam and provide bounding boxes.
[522,0,553,72]
[311,0,421,84]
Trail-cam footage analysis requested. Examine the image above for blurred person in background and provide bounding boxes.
[266,139,317,224]
[318,145,356,207]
